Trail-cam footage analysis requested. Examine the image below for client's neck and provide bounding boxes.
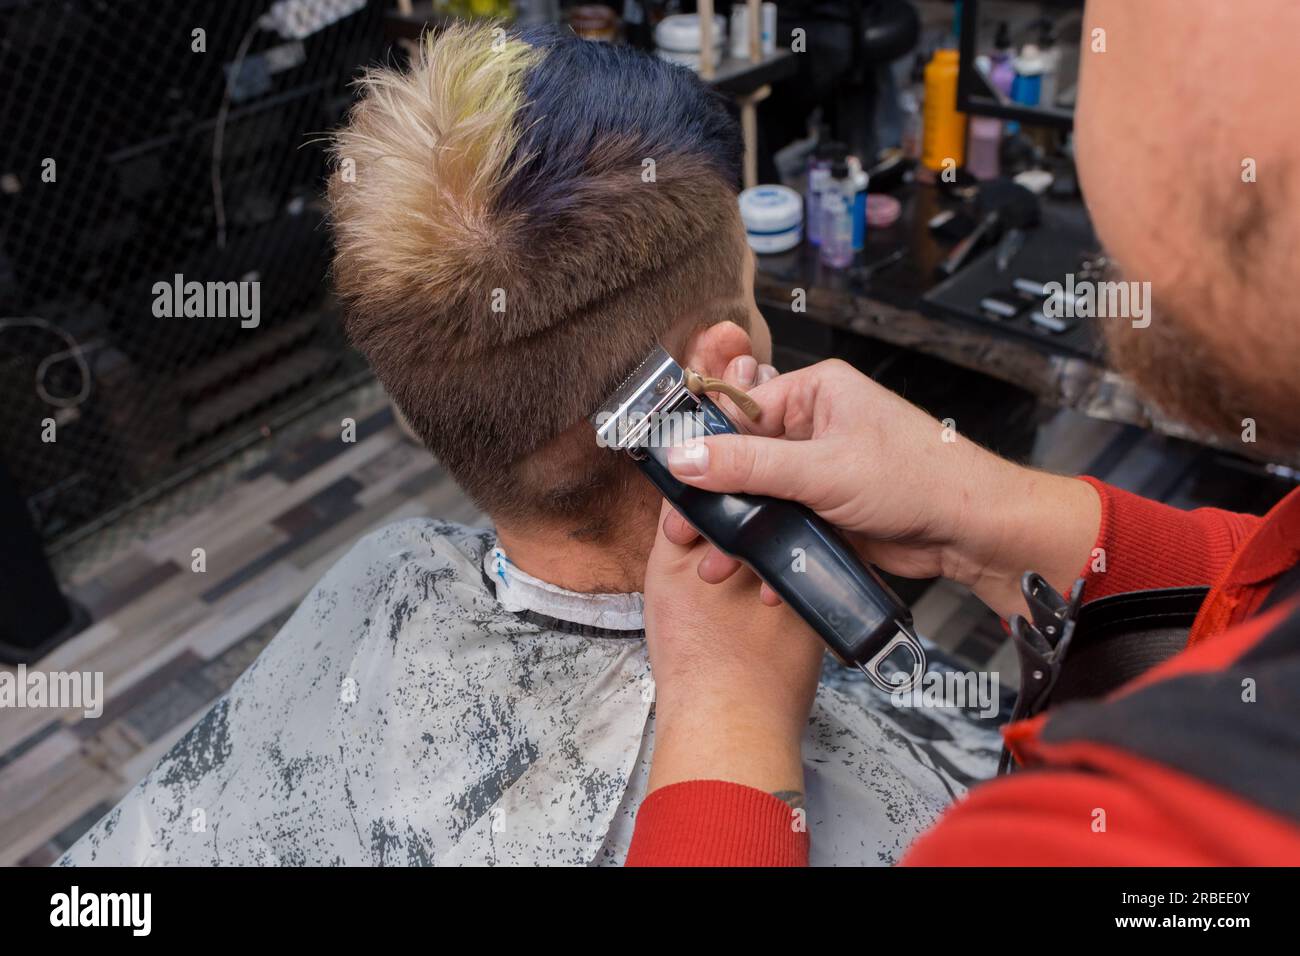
[493,489,662,594]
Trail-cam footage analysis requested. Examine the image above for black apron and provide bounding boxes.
[999,562,1300,773]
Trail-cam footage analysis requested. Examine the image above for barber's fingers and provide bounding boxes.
[720,354,778,391]
[662,358,806,597]
[710,358,861,442]
[661,496,786,601]
[662,355,770,553]
[661,506,700,546]
[649,497,700,566]
[699,355,786,439]
[661,495,774,587]
[697,548,741,584]
[728,361,835,441]
[662,506,743,582]
[698,551,782,602]
[666,432,817,503]
[705,354,770,431]
[726,354,759,388]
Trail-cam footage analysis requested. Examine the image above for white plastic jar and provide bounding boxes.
[739,185,804,254]
[655,14,727,71]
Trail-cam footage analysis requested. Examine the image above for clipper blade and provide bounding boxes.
[589,344,684,450]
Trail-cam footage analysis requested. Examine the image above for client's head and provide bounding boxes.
[328,23,768,554]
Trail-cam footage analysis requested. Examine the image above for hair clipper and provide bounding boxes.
[591,345,926,691]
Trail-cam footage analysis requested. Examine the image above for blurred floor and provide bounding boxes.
[0,387,485,865]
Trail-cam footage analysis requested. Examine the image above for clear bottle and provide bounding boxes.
[807,158,830,246]
[1037,21,1060,108]
[807,140,846,246]
[819,160,854,269]
[899,53,926,160]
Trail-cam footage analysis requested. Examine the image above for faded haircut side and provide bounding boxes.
[327,23,747,528]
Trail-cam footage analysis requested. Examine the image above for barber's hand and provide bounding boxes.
[670,358,1101,620]
[643,499,824,795]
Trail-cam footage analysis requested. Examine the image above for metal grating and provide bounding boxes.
[0,0,392,556]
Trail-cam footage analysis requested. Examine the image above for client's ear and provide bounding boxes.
[682,320,753,380]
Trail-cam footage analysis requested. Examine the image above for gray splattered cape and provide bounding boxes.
[62,520,1000,866]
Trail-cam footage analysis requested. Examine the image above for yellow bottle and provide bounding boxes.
[921,49,967,173]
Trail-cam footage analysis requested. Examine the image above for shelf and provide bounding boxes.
[383,6,800,98]
[707,49,798,94]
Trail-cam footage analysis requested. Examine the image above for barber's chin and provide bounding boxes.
[1103,318,1298,457]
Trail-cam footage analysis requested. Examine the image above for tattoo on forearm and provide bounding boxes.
[771,790,805,810]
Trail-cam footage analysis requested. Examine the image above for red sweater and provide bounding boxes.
[626,477,1300,866]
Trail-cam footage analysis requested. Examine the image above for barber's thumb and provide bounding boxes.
[665,434,805,499]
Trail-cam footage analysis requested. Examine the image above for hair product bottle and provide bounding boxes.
[806,140,846,246]
[990,22,1016,97]
[807,152,829,246]
[921,48,966,174]
[848,156,868,252]
[967,115,1001,180]
[1011,43,1044,107]
[899,53,926,160]
[819,159,855,268]
[1037,21,1060,107]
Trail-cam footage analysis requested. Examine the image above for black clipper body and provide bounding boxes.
[592,346,926,691]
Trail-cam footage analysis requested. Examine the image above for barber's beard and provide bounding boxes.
[1101,291,1300,456]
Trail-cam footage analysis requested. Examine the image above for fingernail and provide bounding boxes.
[757,363,778,384]
[732,355,757,387]
[667,439,709,476]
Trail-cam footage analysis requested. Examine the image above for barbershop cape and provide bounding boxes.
[61,520,1001,866]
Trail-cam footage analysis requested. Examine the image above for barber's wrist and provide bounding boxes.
[648,700,805,795]
[654,690,805,748]
[949,455,1101,618]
